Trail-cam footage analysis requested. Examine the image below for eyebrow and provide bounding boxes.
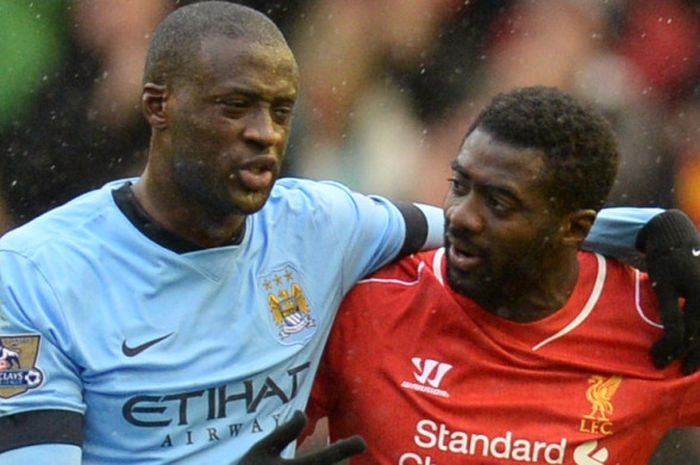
[211,86,297,102]
[450,160,520,200]
[450,160,464,175]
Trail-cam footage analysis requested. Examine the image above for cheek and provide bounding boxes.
[489,225,542,262]
[182,110,238,142]
[443,196,462,221]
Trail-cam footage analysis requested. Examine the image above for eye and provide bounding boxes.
[447,177,469,196]
[219,99,250,117]
[485,192,514,216]
[271,105,293,124]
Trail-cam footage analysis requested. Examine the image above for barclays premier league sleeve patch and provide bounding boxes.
[0,334,44,398]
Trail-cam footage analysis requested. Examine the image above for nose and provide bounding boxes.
[446,191,484,234]
[242,108,283,149]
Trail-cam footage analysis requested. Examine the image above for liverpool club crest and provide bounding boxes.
[260,266,316,343]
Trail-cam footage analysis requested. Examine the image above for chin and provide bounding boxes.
[236,189,274,214]
[446,265,500,301]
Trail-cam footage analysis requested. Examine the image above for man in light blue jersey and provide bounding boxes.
[0,2,697,465]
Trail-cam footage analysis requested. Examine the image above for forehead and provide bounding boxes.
[455,128,550,197]
[191,35,299,96]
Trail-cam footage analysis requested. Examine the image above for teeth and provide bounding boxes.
[453,246,475,257]
[246,166,267,174]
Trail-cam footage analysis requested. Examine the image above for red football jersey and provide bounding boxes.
[307,250,700,465]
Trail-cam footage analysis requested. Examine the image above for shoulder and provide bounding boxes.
[273,177,354,195]
[345,249,443,302]
[579,251,663,328]
[270,178,364,210]
[265,177,401,232]
[0,179,131,264]
[334,250,445,333]
[578,250,636,281]
[589,251,642,291]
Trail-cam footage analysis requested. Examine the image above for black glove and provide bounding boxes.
[238,411,366,465]
[637,209,700,374]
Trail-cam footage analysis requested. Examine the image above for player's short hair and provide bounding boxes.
[467,86,619,212]
[143,1,289,86]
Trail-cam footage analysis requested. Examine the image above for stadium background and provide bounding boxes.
[0,0,698,462]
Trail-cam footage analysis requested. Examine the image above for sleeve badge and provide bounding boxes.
[0,334,44,398]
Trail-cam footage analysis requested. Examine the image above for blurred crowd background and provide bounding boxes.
[0,0,699,462]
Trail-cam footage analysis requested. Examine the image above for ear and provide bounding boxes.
[142,83,168,129]
[560,209,597,248]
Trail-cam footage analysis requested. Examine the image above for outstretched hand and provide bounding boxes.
[637,209,700,374]
[238,411,366,465]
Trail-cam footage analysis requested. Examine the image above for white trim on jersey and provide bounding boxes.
[634,269,664,329]
[531,253,607,351]
[433,248,445,286]
[435,249,610,352]
[358,262,426,286]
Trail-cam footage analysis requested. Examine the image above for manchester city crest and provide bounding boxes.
[260,266,316,344]
[0,334,44,399]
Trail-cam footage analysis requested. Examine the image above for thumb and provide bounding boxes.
[650,282,685,368]
[254,411,308,455]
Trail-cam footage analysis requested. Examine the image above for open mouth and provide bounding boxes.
[447,243,483,272]
[237,157,278,191]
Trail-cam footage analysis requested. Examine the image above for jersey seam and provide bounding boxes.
[531,252,607,351]
[634,269,663,328]
[0,194,117,259]
[0,250,76,368]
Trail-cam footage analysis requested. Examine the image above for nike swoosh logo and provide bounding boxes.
[693,247,700,257]
[122,333,173,357]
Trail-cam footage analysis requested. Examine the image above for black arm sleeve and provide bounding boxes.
[0,410,83,453]
[394,201,429,258]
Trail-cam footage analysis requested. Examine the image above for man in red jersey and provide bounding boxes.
[305,86,700,465]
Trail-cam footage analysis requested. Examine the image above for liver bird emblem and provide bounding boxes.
[585,375,622,420]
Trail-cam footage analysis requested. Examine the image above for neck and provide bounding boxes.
[478,250,580,323]
[133,164,246,248]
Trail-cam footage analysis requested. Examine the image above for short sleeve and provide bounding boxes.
[308,181,407,294]
[0,250,84,417]
[582,207,664,268]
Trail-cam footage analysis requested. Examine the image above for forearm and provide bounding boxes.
[395,202,444,257]
[582,207,665,269]
[414,203,443,249]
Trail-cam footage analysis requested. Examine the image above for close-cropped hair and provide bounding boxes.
[467,86,619,212]
[143,0,289,86]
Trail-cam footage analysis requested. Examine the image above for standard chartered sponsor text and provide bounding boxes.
[401,419,567,464]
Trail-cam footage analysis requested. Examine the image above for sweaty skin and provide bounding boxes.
[134,36,299,248]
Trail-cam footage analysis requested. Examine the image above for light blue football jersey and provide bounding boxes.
[0,177,411,464]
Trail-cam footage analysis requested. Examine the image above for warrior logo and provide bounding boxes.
[412,358,452,388]
[579,374,622,436]
[400,357,452,398]
[261,266,316,344]
[0,335,44,398]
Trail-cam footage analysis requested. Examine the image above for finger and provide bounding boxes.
[292,435,367,465]
[682,294,700,343]
[650,284,685,368]
[682,347,700,375]
[682,295,700,374]
[253,411,308,454]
